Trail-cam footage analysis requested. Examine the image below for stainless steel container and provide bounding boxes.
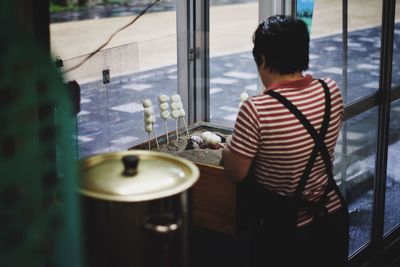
[79,150,199,267]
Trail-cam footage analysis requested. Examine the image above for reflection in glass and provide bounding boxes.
[384,99,400,234]
[334,108,378,255]
[209,1,258,127]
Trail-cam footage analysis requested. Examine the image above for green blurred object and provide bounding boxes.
[0,3,82,267]
[297,0,315,33]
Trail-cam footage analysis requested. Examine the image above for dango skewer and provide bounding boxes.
[159,94,171,145]
[142,98,159,150]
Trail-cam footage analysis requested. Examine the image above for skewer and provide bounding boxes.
[175,119,179,140]
[159,95,171,146]
[152,125,160,149]
[143,98,154,150]
[178,108,189,137]
[170,94,183,142]
[164,121,169,145]
[148,132,151,150]
[239,91,249,108]
[182,118,190,137]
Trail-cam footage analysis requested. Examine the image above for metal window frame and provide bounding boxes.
[341,0,398,264]
[371,0,396,251]
[177,0,210,125]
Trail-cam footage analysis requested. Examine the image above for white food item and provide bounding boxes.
[144,124,152,133]
[144,115,156,124]
[201,131,212,143]
[190,135,203,144]
[142,99,152,107]
[143,107,154,116]
[158,94,169,103]
[160,102,169,111]
[210,135,221,145]
[179,109,186,117]
[171,102,182,110]
[170,94,181,102]
[240,92,249,101]
[161,110,171,119]
[171,109,180,119]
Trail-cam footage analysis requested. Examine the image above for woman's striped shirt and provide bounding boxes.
[228,75,344,227]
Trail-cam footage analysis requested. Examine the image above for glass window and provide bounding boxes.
[347,0,383,103]
[307,0,343,97]
[334,107,378,255]
[50,1,178,157]
[392,0,400,87]
[384,0,400,233]
[309,0,383,104]
[384,98,400,234]
[209,0,258,127]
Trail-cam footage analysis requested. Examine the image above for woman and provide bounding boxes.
[223,15,349,267]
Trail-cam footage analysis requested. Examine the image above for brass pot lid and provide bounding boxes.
[79,150,200,202]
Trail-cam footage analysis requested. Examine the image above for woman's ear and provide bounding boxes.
[260,55,266,69]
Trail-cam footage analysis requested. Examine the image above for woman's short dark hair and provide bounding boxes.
[252,15,310,75]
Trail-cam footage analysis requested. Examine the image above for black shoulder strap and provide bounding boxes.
[266,79,335,199]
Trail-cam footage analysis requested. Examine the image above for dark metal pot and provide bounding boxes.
[79,150,199,267]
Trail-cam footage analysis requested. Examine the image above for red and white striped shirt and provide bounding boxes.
[228,74,344,227]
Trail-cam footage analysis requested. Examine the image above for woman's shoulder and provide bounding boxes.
[318,76,339,89]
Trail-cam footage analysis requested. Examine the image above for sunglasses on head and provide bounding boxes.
[261,15,289,35]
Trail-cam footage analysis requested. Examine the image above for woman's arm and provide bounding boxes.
[222,144,253,183]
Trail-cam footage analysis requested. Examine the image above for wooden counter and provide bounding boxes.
[132,122,246,235]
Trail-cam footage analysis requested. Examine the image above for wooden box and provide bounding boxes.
[132,122,246,235]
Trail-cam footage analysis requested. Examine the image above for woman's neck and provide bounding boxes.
[266,71,304,86]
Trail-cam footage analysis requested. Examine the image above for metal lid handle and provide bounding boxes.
[122,155,139,177]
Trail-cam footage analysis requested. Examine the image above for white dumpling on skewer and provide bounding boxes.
[160,102,169,111]
[239,91,249,108]
[158,95,171,145]
[170,94,181,103]
[143,107,154,116]
[144,124,152,133]
[171,102,182,110]
[178,109,185,117]
[142,99,152,108]
[144,115,156,124]
[240,92,249,101]
[171,109,180,119]
[161,110,171,120]
[158,94,169,103]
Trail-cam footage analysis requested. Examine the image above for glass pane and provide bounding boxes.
[308,0,342,97]
[209,0,258,127]
[309,0,382,104]
[103,43,140,153]
[392,0,400,87]
[384,98,400,234]
[62,50,108,158]
[50,1,178,157]
[334,107,378,255]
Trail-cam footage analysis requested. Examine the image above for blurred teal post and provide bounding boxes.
[296,0,315,33]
